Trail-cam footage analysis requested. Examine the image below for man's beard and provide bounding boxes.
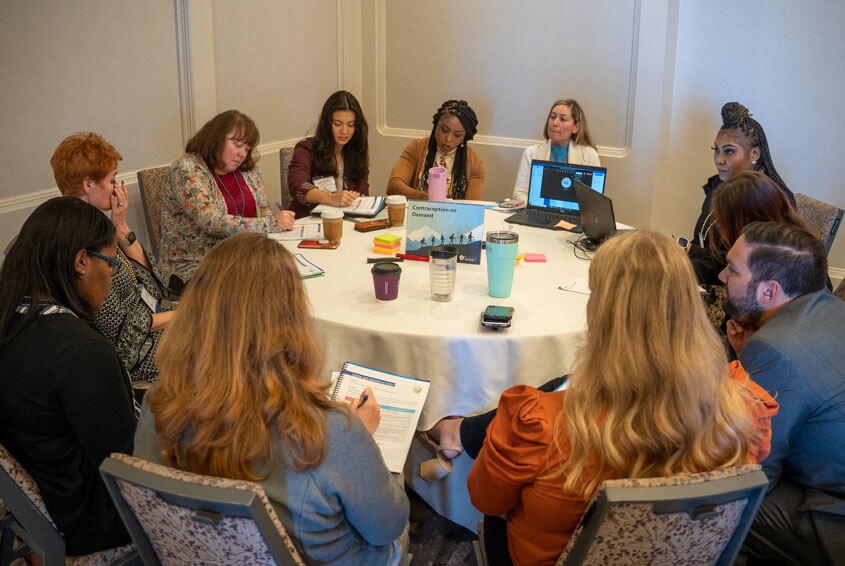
[724,283,764,327]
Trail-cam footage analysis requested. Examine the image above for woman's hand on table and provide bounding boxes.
[350,387,381,435]
[274,209,295,230]
[331,190,360,208]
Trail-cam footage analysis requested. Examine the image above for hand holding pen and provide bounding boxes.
[274,202,295,230]
[350,387,380,435]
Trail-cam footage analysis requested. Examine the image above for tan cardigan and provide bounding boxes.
[387,137,486,200]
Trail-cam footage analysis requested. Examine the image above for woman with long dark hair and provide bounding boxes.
[288,90,370,218]
[388,99,486,200]
[0,197,136,557]
[134,232,409,564]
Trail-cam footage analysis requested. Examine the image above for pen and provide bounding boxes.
[395,253,429,262]
[275,201,283,211]
[367,257,404,263]
[357,394,368,408]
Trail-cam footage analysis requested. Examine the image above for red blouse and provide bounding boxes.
[211,170,257,218]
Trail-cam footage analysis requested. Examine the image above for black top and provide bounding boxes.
[0,312,136,555]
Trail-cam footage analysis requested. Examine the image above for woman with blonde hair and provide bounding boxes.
[509,98,600,203]
[424,231,777,566]
[134,232,409,564]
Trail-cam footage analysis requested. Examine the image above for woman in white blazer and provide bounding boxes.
[511,98,600,202]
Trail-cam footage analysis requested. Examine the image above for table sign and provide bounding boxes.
[405,201,484,264]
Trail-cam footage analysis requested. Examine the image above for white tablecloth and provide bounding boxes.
[282,205,592,430]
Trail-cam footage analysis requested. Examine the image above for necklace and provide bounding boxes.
[117,247,137,288]
[699,211,714,247]
[212,170,246,216]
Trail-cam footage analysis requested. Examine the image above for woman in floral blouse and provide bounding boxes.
[160,110,295,282]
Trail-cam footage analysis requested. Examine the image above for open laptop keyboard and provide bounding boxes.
[524,209,581,226]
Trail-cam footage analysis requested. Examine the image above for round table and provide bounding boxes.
[281,205,592,430]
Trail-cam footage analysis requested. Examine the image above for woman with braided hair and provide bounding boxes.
[690,102,793,252]
[387,99,486,200]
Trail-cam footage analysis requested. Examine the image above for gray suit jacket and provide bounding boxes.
[740,290,845,499]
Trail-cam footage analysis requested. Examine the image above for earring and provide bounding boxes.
[80,270,86,275]
[752,160,757,165]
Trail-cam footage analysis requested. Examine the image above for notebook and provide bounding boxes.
[505,160,607,231]
[330,361,430,473]
[574,180,619,245]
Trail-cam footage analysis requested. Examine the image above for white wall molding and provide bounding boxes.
[338,0,363,95]
[372,0,638,159]
[174,0,195,146]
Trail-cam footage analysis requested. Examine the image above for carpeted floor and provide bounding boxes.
[406,486,478,565]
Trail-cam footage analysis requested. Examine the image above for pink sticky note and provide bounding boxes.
[524,253,546,263]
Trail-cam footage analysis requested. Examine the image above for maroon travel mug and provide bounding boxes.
[371,262,401,301]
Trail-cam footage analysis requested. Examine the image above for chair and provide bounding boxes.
[279,147,295,211]
[136,166,171,259]
[473,464,768,566]
[795,193,844,254]
[0,444,135,566]
[99,453,306,566]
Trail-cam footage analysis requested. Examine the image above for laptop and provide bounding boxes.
[505,160,607,231]
[574,180,619,245]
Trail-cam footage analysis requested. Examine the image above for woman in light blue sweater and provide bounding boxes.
[133,232,408,564]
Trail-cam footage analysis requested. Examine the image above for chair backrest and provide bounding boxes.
[279,147,295,211]
[558,464,769,566]
[136,166,171,259]
[0,443,66,565]
[795,192,844,254]
[99,453,306,566]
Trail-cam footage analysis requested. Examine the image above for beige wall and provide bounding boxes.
[1,0,843,278]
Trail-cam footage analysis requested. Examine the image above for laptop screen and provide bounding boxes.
[527,160,607,212]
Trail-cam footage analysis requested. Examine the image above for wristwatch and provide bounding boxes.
[118,231,136,246]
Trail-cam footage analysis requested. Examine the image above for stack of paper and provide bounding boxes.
[374,233,402,255]
[312,196,385,217]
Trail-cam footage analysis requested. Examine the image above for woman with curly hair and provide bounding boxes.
[134,232,409,565]
[387,99,486,200]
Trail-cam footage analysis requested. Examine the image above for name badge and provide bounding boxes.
[140,285,159,313]
[313,176,337,193]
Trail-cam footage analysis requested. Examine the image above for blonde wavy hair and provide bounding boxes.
[148,232,338,480]
[555,230,753,495]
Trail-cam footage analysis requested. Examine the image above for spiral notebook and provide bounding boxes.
[330,361,430,473]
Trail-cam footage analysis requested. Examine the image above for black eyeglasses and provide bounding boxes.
[87,250,121,276]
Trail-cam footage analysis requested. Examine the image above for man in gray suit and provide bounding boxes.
[719,221,845,565]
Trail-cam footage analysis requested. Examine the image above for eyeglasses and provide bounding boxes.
[87,249,121,276]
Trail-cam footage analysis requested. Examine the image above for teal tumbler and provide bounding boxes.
[485,231,519,298]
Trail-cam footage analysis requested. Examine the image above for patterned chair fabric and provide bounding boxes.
[279,147,295,211]
[0,444,134,566]
[795,193,844,254]
[100,453,306,566]
[557,464,769,566]
[136,166,171,259]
